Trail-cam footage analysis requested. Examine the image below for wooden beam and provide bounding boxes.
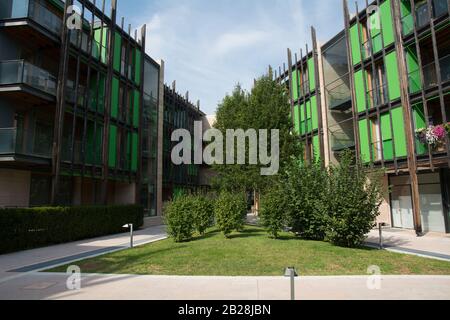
[391,0,423,235]
[51,0,74,205]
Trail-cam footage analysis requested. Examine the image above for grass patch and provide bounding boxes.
[47,226,450,276]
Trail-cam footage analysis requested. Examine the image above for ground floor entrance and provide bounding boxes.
[389,169,450,234]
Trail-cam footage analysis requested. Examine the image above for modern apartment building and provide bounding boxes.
[162,83,207,201]
[281,0,450,234]
[0,0,207,221]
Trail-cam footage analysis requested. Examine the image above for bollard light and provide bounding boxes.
[122,223,134,248]
[378,222,388,250]
[284,267,298,301]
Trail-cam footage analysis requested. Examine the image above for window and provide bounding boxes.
[366,61,387,108]
[370,117,382,162]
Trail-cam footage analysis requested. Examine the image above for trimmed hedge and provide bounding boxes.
[0,205,144,254]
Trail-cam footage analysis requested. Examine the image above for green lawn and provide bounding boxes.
[48,226,450,276]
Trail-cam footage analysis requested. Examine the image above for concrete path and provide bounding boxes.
[366,228,450,261]
[0,273,449,300]
[0,225,167,281]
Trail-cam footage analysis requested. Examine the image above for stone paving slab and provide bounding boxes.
[0,273,449,300]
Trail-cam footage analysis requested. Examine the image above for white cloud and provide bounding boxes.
[212,31,269,55]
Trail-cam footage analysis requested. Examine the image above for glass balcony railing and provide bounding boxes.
[325,76,351,110]
[0,127,52,158]
[0,0,62,35]
[329,120,355,152]
[408,54,450,92]
[0,60,57,96]
[366,84,388,109]
[423,59,441,89]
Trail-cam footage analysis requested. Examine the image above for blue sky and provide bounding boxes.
[114,0,366,115]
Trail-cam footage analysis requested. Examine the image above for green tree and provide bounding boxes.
[212,72,301,194]
[214,191,247,238]
[325,151,384,247]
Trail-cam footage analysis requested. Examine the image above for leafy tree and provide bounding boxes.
[325,151,384,247]
[214,191,247,238]
[192,194,215,236]
[260,179,288,239]
[164,195,196,242]
[212,72,301,194]
[284,158,329,241]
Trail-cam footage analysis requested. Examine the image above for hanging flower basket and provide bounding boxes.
[415,124,449,149]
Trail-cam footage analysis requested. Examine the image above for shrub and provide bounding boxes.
[164,195,196,242]
[0,205,144,254]
[325,152,384,248]
[260,182,287,238]
[214,191,247,238]
[284,160,329,241]
[191,194,215,236]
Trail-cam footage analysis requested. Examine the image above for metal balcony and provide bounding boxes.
[0,0,62,36]
[0,127,52,163]
[0,60,57,100]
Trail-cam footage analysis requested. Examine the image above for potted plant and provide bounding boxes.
[415,124,448,152]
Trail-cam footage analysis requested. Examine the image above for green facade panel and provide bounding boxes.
[308,57,316,92]
[380,0,395,46]
[113,32,122,72]
[134,49,142,85]
[293,104,300,134]
[133,90,140,127]
[406,46,421,93]
[359,119,371,163]
[312,134,320,162]
[311,95,319,130]
[108,125,118,168]
[292,69,299,101]
[354,70,366,113]
[391,107,407,158]
[350,24,362,65]
[385,52,401,101]
[111,77,119,119]
[131,132,138,172]
[413,104,428,155]
[370,10,383,54]
[380,113,394,160]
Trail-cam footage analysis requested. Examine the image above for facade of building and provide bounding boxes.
[282,0,450,234]
[162,83,207,201]
[0,0,207,221]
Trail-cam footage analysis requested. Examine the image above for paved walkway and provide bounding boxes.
[0,225,167,281]
[0,273,449,300]
[366,228,450,261]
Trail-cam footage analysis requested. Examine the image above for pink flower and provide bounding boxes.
[433,125,446,139]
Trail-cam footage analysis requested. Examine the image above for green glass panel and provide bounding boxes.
[134,49,142,85]
[406,46,422,93]
[311,95,319,130]
[380,0,395,46]
[113,32,122,72]
[391,107,407,157]
[312,134,320,162]
[292,69,299,101]
[359,119,371,163]
[308,57,316,92]
[108,125,117,168]
[111,77,119,119]
[350,23,362,65]
[133,90,140,127]
[385,52,401,101]
[131,132,138,172]
[293,104,300,134]
[380,113,394,160]
[413,104,428,155]
[354,70,367,112]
